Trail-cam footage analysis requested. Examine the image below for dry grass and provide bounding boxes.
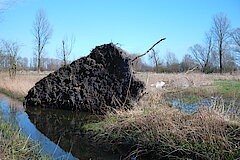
[0,71,239,159]
[0,72,47,97]
[136,72,240,91]
[0,73,51,159]
[86,93,240,159]
[0,71,239,97]
[82,72,240,159]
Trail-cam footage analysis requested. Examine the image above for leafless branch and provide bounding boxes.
[131,38,166,62]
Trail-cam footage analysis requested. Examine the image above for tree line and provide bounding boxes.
[0,9,74,77]
[135,13,240,73]
[0,9,240,76]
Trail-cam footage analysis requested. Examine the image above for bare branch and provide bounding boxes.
[131,38,166,62]
[232,28,240,47]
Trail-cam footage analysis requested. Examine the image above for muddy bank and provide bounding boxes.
[25,43,145,114]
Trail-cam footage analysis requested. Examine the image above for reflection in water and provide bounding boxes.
[0,94,121,160]
[171,96,240,115]
[0,94,77,159]
[26,107,121,160]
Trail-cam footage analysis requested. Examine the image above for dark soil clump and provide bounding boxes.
[25,43,145,114]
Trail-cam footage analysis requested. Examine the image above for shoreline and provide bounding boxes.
[0,87,25,102]
[0,93,51,160]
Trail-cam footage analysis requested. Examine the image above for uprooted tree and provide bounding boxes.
[25,39,166,114]
[25,43,145,114]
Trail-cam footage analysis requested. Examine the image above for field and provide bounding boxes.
[0,72,240,97]
[0,72,46,96]
[0,72,240,159]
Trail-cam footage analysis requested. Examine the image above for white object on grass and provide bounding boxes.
[150,81,165,89]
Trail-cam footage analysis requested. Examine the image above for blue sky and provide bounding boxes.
[0,0,240,64]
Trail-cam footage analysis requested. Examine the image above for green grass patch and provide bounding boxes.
[179,95,202,105]
[214,80,240,97]
[81,117,117,134]
[166,80,240,99]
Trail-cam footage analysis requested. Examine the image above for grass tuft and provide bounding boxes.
[0,121,51,160]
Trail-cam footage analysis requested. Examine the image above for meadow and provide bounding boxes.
[0,72,239,159]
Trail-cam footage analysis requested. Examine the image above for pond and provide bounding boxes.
[0,94,122,160]
[169,95,240,115]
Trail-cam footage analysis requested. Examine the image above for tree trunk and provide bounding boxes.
[37,54,41,73]
[62,41,66,66]
[219,40,223,74]
[38,40,41,73]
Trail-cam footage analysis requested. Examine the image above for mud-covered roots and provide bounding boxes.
[25,43,145,114]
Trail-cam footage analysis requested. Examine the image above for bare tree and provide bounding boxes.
[190,32,213,73]
[181,54,196,71]
[232,28,240,48]
[57,36,75,66]
[223,52,237,72]
[165,52,180,72]
[165,51,178,66]
[32,9,52,73]
[211,13,231,73]
[149,49,161,72]
[231,28,240,63]
[17,57,28,70]
[2,40,20,78]
[190,44,207,72]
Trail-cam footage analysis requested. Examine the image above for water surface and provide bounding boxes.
[0,94,121,160]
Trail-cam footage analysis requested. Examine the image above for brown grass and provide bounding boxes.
[136,72,240,91]
[0,71,239,97]
[0,72,47,96]
[90,93,240,159]
[0,71,239,159]
[83,72,240,159]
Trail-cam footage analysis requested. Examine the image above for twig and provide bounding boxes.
[131,38,166,62]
